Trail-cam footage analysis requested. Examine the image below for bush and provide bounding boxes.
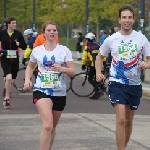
[59,37,77,51]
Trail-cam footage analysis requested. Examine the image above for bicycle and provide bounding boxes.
[70,63,110,97]
[65,74,72,92]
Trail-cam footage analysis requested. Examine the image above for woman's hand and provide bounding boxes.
[24,80,32,91]
[52,64,65,72]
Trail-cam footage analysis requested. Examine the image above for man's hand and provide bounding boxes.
[96,73,106,82]
[15,39,19,46]
[81,65,86,70]
[0,52,3,57]
[138,61,149,69]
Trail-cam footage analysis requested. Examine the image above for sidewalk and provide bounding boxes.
[71,51,150,98]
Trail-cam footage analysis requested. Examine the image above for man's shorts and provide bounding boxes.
[108,81,142,110]
[33,90,66,111]
[1,58,19,79]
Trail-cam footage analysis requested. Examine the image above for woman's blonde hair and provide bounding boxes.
[41,20,58,33]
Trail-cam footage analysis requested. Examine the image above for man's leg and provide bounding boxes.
[88,67,103,99]
[114,104,126,150]
[5,74,12,99]
[3,78,13,98]
[76,51,81,60]
[125,105,135,147]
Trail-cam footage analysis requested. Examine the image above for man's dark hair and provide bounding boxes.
[119,5,134,18]
[6,17,16,26]
[78,32,82,36]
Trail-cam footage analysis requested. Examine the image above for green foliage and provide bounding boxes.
[0,0,149,33]
[59,37,77,51]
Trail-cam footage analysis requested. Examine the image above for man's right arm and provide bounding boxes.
[95,37,111,81]
[95,53,105,74]
[95,53,106,82]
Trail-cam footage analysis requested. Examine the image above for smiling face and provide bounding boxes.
[7,20,17,30]
[44,24,58,42]
[118,10,135,32]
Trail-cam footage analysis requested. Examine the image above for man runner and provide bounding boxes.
[0,17,27,109]
[95,5,150,150]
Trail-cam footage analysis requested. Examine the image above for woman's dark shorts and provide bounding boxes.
[33,90,66,111]
[108,81,142,110]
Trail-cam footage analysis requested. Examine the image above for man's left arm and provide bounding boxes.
[146,56,150,69]
[139,40,150,69]
[18,33,27,50]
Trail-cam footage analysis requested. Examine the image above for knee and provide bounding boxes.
[51,127,56,135]
[6,75,12,81]
[52,127,56,132]
[6,78,12,83]
[117,117,125,126]
[125,118,133,127]
[43,123,53,133]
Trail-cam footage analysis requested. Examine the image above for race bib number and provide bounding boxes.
[118,42,138,60]
[41,71,61,88]
[7,50,17,58]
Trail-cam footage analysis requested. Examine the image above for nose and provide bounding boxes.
[124,17,131,22]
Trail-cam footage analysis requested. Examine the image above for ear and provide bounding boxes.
[133,18,135,24]
[118,18,121,24]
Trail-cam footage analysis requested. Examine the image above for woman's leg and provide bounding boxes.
[49,110,62,150]
[36,98,53,150]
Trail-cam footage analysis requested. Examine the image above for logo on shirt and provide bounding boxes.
[43,55,55,71]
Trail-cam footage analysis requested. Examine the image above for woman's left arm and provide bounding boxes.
[63,61,75,77]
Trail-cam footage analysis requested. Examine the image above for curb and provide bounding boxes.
[73,60,150,98]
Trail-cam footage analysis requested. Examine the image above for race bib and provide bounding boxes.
[41,71,61,88]
[7,50,17,58]
[118,42,138,60]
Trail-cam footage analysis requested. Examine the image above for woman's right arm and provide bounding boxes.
[25,61,37,81]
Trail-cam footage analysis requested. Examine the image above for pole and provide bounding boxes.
[139,0,145,82]
[32,0,36,30]
[85,0,89,34]
[139,0,145,33]
[3,0,6,29]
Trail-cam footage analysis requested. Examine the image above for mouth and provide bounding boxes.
[50,35,54,38]
[124,24,131,28]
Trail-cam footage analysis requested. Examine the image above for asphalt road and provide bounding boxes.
[0,63,150,115]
